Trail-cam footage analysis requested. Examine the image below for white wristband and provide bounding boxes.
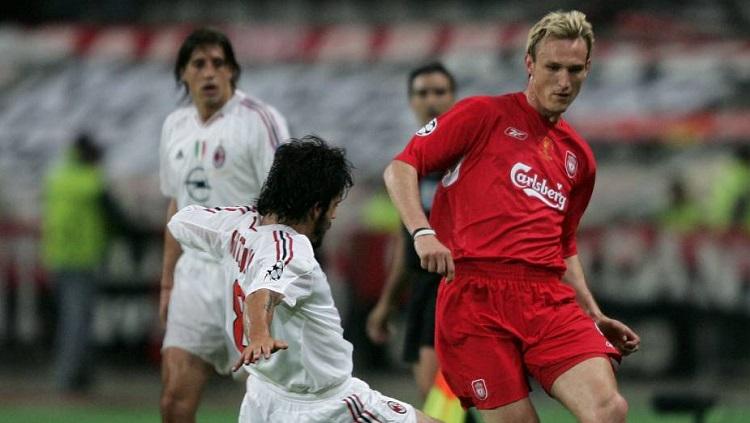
[412,228,436,239]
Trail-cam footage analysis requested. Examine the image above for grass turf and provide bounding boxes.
[1,405,749,423]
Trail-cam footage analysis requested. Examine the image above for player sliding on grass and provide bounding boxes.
[168,137,441,423]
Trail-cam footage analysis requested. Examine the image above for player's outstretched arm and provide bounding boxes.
[232,289,288,371]
[562,255,640,355]
[384,160,454,281]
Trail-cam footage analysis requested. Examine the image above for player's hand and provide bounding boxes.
[414,235,455,282]
[596,316,640,356]
[232,336,288,371]
[366,300,392,344]
[159,279,173,327]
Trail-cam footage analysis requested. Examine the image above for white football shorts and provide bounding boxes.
[162,252,236,374]
[239,375,417,423]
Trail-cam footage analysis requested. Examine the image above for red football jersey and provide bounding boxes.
[395,92,596,275]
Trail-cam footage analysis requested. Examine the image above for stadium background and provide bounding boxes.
[1,0,749,421]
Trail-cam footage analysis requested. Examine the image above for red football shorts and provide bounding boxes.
[435,262,621,410]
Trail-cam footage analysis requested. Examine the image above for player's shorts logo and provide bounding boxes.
[504,126,528,140]
[595,322,617,350]
[471,379,488,401]
[565,151,578,178]
[386,400,408,414]
[185,166,211,203]
[416,118,438,137]
[213,145,226,168]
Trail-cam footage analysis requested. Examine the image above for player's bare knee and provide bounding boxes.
[160,392,197,423]
[159,389,180,413]
[160,381,199,420]
[606,393,628,422]
[581,392,628,423]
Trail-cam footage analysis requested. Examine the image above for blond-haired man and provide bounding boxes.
[384,11,640,423]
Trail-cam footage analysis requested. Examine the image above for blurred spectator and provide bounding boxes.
[706,145,750,232]
[659,177,701,233]
[41,133,123,394]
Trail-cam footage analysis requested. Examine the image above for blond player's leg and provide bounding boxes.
[476,398,540,423]
[160,347,212,423]
[550,357,628,423]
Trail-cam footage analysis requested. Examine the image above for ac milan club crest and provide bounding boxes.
[386,400,407,414]
[471,379,488,400]
[565,150,578,178]
[213,145,226,168]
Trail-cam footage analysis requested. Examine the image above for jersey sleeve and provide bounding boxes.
[167,205,250,259]
[159,114,177,198]
[252,105,291,187]
[561,163,596,258]
[244,233,315,308]
[395,96,495,177]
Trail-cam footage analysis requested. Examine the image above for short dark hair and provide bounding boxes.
[174,28,241,95]
[407,62,456,97]
[257,136,354,223]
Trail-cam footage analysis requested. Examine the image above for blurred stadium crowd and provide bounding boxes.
[0,0,749,415]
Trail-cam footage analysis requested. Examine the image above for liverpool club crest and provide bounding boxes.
[565,151,578,178]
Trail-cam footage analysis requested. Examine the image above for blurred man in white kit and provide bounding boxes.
[158,27,289,423]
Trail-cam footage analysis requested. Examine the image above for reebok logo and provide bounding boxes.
[505,127,528,140]
[510,162,567,211]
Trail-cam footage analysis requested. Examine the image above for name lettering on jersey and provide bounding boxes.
[232,280,247,351]
[510,162,567,211]
[230,230,255,273]
[504,127,528,140]
[565,150,578,178]
[416,118,438,137]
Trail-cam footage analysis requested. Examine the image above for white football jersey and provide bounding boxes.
[159,90,290,210]
[168,205,354,394]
